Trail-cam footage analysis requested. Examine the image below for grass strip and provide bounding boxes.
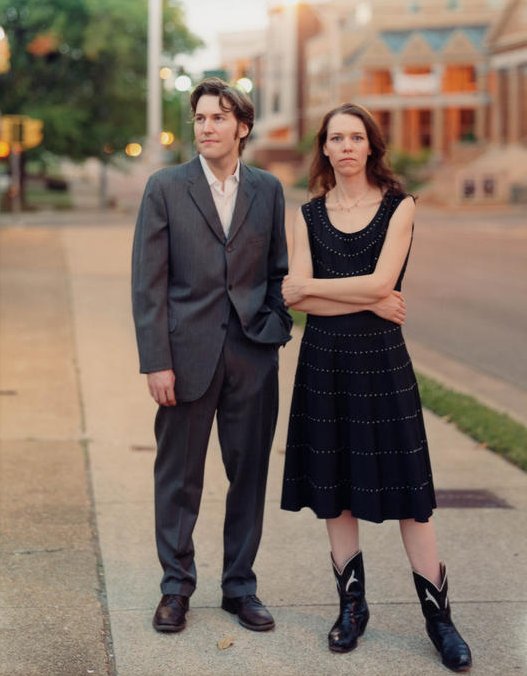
[26,185,73,210]
[289,310,527,472]
[290,309,306,327]
[416,372,527,472]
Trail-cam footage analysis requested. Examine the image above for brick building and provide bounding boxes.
[219,0,527,199]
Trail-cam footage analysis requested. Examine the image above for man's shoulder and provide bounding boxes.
[147,157,200,188]
[148,163,189,184]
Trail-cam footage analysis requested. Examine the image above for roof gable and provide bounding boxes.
[489,0,527,50]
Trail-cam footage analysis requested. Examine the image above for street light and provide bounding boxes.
[174,74,193,162]
[147,0,163,164]
[236,77,253,94]
[174,74,192,92]
[160,131,175,146]
[125,142,143,158]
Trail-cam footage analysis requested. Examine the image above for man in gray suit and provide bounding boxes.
[132,78,292,634]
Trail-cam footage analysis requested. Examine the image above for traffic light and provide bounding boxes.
[0,140,10,158]
[21,118,43,149]
[0,116,20,146]
[0,115,43,150]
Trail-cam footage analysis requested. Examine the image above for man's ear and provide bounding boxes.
[238,122,249,139]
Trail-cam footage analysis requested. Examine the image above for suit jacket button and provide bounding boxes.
[226,244,233,252]
[228,284,233,290]
[221,323,227,329]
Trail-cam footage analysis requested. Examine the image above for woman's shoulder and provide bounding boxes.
[383,189,416,212]
[381,190,416,230]
[298,196,325,232]
[383,187,414,200]
[301,194,323,214]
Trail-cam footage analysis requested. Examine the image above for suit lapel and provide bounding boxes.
[187,157,226,243]
[228,163,256,243]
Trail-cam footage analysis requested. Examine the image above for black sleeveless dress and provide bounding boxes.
[280,192,436,523]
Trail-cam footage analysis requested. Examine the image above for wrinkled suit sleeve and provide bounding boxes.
[266,180,293,341]
[131,175,173,373]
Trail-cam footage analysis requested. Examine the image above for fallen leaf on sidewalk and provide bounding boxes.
[217,636,235,650]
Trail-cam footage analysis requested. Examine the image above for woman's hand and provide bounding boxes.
[370,291,406,325]
[282,274,310,307]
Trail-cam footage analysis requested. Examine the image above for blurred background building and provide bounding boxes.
[218,0,527,204]
[1,0,525,208]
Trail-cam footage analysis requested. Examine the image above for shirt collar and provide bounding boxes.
[199,154,240,187]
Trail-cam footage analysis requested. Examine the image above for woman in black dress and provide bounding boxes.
[281,103,471,672]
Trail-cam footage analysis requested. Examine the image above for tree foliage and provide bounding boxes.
[0,0,202,159]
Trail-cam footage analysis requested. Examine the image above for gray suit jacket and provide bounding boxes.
[132,156,292,402]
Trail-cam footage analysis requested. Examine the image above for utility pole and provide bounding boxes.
[147,0,163,165]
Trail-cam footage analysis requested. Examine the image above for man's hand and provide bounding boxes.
[370,291,406,325]
[147,369,177,406]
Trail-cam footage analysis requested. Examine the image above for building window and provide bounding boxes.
[460,109,476,141]
[376,111,391,144]
[272,92,281,114]
[362,69,393,95]
[483,177,495,196]
[419,110,432,148]
[462,178,475,198]
[443,65,476,92]
[520,64,527,140]
[408,1,420,11]
[447,0,460,8]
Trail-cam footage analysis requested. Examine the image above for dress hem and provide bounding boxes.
[280,503,435,524]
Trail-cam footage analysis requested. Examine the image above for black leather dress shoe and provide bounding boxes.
[221,594,275,631]
[152,594,189,633]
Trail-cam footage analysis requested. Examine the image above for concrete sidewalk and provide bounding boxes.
[1,216,526,675]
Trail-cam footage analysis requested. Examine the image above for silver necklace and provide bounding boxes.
[328,188,370,212]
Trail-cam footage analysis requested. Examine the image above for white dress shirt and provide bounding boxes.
[199,154,240,236]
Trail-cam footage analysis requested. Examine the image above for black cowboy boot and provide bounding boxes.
[328,550,369,653]
[413,563,472,672]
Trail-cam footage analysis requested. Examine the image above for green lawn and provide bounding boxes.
[25,184,72,210]
[416,372,527,472]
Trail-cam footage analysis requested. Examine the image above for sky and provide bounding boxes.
[177,0,270,74]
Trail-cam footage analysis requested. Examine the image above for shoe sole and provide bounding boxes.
[222,602,275,632]
[152,620,186,633]
[328,641,358,653]
[238,617,275,632]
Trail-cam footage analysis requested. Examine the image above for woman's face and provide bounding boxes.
[323,113,371,178]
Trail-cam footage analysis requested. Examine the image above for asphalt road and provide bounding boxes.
[60,161,527,397]
[9,170,526,395]
[401,205,527,392]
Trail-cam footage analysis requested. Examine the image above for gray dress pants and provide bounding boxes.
[153,310,279,598]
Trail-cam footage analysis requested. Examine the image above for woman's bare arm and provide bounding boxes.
[285,207,406,323]
[283,197,414,307]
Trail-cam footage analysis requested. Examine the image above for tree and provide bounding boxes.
[0,0,202,161]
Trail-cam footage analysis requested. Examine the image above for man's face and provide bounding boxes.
[193,94,248,165]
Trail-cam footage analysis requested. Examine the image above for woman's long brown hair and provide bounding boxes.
[308,103,403,197]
